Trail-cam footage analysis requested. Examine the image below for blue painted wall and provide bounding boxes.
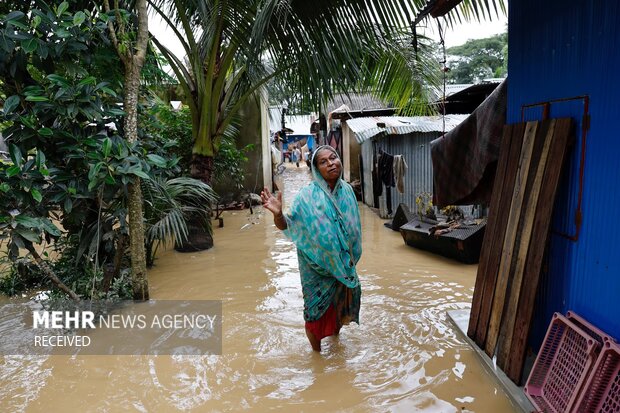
[508,0,620,347]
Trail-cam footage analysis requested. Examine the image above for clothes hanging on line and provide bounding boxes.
[378,151,395,215]
[372,151,382,200]
[393,155,408,194]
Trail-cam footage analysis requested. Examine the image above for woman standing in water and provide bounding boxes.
[261,145,362,352]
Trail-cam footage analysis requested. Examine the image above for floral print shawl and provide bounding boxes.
[283,146,362,321]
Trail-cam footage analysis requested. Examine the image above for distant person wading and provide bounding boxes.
[261,145,362,352]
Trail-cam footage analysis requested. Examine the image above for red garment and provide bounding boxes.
[305,304,337,341]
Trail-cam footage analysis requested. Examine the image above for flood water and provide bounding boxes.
[0,163,518,412]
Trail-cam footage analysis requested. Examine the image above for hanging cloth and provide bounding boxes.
[393,155,408,194]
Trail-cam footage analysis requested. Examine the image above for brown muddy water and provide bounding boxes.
[0,164,518,412]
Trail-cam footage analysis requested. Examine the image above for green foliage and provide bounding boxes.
[142,176,218,266]
[0,255,45,296]
[141,104,194,174]
[0,236,133,299]
[0,1,183,298]
[142,102,251,188]
[213,140,254,189]
[446,32,508,83]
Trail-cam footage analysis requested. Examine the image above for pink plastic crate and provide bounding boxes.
[524,313,601,413]
[575,341,620,413]
[567,311,616,346]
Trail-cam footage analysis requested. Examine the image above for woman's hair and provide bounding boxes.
[311,145,338,169]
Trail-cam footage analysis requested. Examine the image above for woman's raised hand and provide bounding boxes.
[260,187,283,216]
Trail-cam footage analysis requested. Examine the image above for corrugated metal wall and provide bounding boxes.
[360,132,441,213]
[377,133,438,213]
[361,140,375,207]
[360,132,477,218]
[509,0,620,346]
[360,133,438,212]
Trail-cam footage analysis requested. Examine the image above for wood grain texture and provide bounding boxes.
[485,121,539,357]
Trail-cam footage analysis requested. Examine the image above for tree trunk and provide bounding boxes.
[104,0,150,300]
[174,153,215,252]
[25,244,80,302]
[102,233,127,292]
[190,152,215,185]
[124,64,149,300]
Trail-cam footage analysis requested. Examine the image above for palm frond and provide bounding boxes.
[149,0,507,158]
[142,176,218,249]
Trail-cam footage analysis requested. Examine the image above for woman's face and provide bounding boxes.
[315,148,342,184]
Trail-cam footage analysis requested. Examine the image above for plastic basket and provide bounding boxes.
[575,341,620,413]
[567,311,615,345]
[524,313,601,413]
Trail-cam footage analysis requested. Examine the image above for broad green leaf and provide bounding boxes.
[16,228,40,243]
[32,15,41,29]
[0,34,15,54]
[57,1,69,16]
[3,95,20,114]
[101,87,117,97]
[107,108,126,116]
[38,127,53,136]
[73,11,86,26]
[88,162,103,181]
[21,38,38,53]
[9,144,22,167]
[6,165,20,177]
[147,154,167,167]
[102,137,112,157]
[94,81,109,91]
[19,116,35,129]
[77,76,96,87]
[13,235,25,250]
[15,215,39,228]
[54,28,71,38]
[47,74,70,86]
[35,150,46,169]
[25,95,49,102]
[5,11,30,30]
[132,170,150,180]
[0,183,9,192]
[42,219,61,237]
[22,85,44,95]
[64,197,73,213]
[30,188,42,203]
[5,11,25,21]
[104,174,116,185]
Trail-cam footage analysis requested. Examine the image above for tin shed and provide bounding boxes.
[345,115,468,216]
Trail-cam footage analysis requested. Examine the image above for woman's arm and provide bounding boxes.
[260,187,288,230]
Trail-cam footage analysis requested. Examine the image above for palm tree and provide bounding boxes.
[150,0,506,250]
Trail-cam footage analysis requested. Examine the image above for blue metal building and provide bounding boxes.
[508,0,620,346]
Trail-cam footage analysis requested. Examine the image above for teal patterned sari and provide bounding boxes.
[283,146,362,322]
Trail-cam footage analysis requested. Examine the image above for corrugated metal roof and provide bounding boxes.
[326,93,391,114]
[346,114,468,143]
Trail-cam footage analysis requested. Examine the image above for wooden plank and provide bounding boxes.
[485,121,539,357]
[496,119,556,370]
[474,123,526,346]
[467,124,518,339]
[505,118,573,384]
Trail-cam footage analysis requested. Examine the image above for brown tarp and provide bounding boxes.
[430,79,507,207]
